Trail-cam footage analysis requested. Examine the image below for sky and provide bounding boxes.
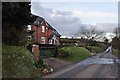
[31,0,118,39]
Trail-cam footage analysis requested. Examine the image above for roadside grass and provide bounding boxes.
[89,46,105,53]
[112,48,119,56]
[58,47,91,62]
[2,44,42,78]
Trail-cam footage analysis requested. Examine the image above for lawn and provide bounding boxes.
[58,47,91,62]
[2,44,42,78]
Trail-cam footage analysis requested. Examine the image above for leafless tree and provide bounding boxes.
[75,24,104,41]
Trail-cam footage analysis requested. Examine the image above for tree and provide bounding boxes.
[112,26,120,49]
[2,2,36,45]
[114,26,120,38]
[103,37,109,44]
[112,36,119,49]
[75,24,104,41]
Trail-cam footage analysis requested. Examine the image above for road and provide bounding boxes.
[43,52,119,78]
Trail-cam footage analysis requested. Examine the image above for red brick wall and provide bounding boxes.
[32,20,54,44]
[32,25,37,43]
[32,44,39,63]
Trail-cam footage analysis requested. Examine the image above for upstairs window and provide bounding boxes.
[42,25,45,33]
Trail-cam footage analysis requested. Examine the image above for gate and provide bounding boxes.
[38,44,58,57]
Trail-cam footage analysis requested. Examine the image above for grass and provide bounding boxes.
[58,47,91,62]
[2,44,42,78]
[89,46,105,53]
[112,48,119,56]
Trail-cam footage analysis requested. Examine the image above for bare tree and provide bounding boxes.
[75,24,104,41]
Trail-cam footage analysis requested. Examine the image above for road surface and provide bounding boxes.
[43,52,119,78]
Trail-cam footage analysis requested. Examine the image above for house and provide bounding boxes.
[31,17,61,45]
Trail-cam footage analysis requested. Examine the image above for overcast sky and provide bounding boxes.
[31,0,118,37]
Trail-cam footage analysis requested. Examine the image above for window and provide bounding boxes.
[49,39,52,44]
[42,25,45,33]
[41,37,45,44]
[27,25,31,30]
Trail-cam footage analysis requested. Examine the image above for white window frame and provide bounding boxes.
[41,37,45,44]
[27,25,31,30]
[49,39,52,44]
[42,25,45,33]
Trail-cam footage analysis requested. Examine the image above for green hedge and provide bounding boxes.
[58,47,90,62]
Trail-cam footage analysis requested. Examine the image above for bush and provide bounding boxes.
[34,59,43,68]
[58,47,72,57]
[27,44,32,53]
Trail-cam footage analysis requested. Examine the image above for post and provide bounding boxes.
[32,44,39,63]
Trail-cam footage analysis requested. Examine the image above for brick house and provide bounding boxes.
[31,17,61,45]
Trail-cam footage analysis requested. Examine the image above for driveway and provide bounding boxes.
[43,52,119,78]
[43,57,72,71]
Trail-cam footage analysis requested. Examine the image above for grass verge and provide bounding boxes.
[2,44,41,78]
[89,46,105,53]
[58,47,90,62]
[112,48,119,56]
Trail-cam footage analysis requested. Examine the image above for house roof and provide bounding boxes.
[33,16,61,37]
[48,30,61,40]
[46,22,54,29]
[29,15,39,25]
[33,17,44,26]
[33,17,53,30]
[53,30,61,37]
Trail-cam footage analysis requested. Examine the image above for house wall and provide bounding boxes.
[49,36,60,45]
[55,37,60,45]
[32,20,54,44]
[56,37,60,45]
[31,25,37,43]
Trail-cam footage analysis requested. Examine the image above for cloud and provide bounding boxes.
[96,23,118,33]
[72,10,117,19]
[31,2,117,37]
[31,2,81,36]
[32,0,119,2]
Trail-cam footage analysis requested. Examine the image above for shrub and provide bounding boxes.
[58,47,72,57]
